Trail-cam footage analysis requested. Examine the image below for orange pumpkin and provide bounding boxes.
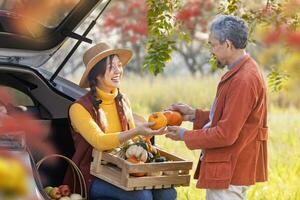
[126,157,146,177]
[148,112,168,130]
[163,111,183,126]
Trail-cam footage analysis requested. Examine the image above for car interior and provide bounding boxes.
[0,63,76,187]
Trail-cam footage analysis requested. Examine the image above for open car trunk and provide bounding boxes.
[0,63,84,192]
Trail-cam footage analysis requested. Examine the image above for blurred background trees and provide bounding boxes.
[36,0,299,107]
[101,0,216,76]
[101,0,148,74]
[99,0,300,106]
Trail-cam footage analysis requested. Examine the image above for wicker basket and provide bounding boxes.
[36,154,87,200]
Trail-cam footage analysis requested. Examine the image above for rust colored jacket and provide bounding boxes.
[184,55,268,189]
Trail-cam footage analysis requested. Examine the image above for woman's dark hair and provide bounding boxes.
[87,54,123,111]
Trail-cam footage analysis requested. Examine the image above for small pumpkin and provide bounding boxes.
[126,157,146,177]
[140,148,148,162]
[125,144,148,162]
[163,111,183,126]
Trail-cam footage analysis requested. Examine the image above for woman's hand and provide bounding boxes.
[166,103,196,122]
[118,122,166,145]
[135,122,167,137]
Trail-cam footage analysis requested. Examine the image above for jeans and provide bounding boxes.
[90,178,177,200]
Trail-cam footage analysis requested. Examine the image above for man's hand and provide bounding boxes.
[166,103,196,122]
[165,126,186,141]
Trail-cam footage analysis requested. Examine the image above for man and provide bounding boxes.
[166,15,268,200]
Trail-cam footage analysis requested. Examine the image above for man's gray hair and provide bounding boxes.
[210,15,248,49]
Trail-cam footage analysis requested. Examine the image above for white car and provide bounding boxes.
[0,0,111,199]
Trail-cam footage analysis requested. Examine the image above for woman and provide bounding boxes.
[68,43,177,200]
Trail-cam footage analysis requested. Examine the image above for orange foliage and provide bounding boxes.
[11,0,78,35]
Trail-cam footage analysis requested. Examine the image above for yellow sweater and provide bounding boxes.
[69,87,135,151]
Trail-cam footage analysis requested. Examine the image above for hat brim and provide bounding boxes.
[79,48,133,88]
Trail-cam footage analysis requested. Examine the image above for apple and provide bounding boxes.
[49,187,62,199]
[44,186,53,195]
[59,197,71,200]
[70,193,83,200]
[59,185,71,196]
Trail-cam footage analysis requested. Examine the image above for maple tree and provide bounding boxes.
[175,0,215,75]
[102,0,148,74]
[103,0,299,89]
[102,0,216,75]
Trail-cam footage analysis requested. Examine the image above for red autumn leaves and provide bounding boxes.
[176,0,212,32]
[102,0,213,44]
[0,87,54,156]
[103,0,148,44]
[264,26,300,48]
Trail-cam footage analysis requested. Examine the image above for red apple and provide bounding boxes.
[59,185,71,196]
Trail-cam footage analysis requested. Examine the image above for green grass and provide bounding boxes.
[121,75,300,200]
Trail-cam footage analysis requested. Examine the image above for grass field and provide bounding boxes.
[121,75,300,200]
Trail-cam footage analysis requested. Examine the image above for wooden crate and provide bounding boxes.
[90,148,193,191]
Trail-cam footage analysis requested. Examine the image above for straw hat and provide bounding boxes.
[79,43,133,88]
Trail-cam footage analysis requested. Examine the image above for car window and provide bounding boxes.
[0,0,80,28]
[39,1,110,85]
[1,86,34,106]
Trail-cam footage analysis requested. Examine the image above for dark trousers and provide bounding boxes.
[90,178,177,200]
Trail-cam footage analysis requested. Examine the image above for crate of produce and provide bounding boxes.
[90,143,193,191]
